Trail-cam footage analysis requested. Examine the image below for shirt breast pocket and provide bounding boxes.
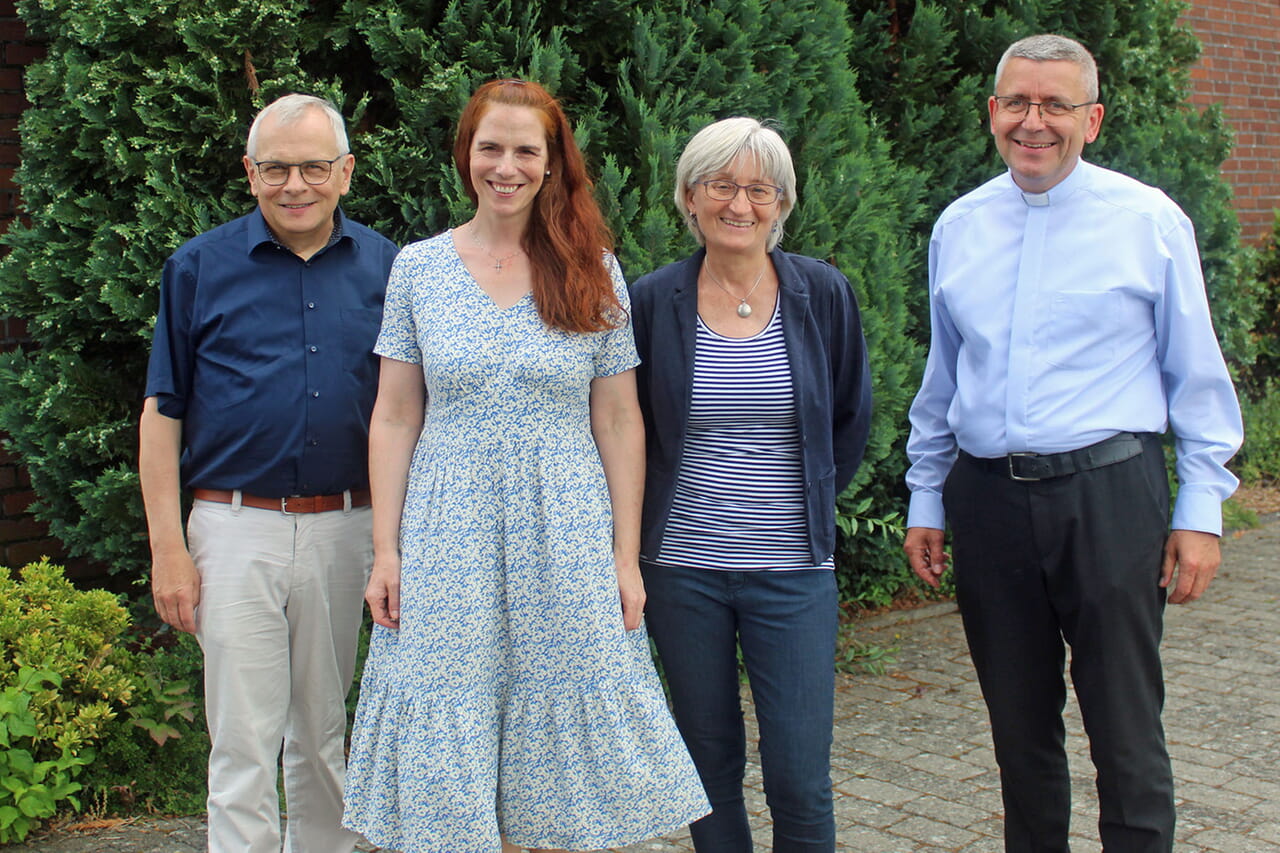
[341,308,383,376]
[1039,290,1121,370]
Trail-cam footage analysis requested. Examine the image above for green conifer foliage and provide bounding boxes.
[0,0,922,594]
[0,0,1259,605]
[601,0,927,586]
[0,0,344,574]
[846,0,1258,366]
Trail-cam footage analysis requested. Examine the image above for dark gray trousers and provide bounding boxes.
[943,433,1174,853]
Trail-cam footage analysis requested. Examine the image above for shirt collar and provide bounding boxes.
[1016,158,1091,207]
[247,207,348,255]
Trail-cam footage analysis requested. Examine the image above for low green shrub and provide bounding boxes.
[1236,378,1280,485]
[0,561,138,756]
[0,667,89,842]
[80,630,208,816]
[0,560,208,828]
[1230,213,1279,488]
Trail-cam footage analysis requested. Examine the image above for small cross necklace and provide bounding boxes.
[469,225,523,272]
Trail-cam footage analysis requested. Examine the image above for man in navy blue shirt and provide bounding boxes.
[139,94,398,853]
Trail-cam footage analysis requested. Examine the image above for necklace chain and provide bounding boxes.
[469,224,523,272]
[702,261,768,318]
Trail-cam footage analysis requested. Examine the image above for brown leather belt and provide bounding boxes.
[192,488,371,513]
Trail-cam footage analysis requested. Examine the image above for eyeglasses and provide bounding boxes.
[993,96,1094,119]
[252,155,348,186]
[697,180,784,205]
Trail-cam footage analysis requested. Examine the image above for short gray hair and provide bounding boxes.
[245,94,349,159]
[673,117,797,252]
[995,34,1099,103]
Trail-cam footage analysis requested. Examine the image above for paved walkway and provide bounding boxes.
[9,518,1278,852]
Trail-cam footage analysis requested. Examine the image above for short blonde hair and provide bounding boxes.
[673,117,797,251]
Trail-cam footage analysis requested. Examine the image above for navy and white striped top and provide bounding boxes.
[655,303,834,572]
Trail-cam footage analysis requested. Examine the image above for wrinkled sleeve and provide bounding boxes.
[905,225,962,531]
[1156,215,1243,535]
[145,254,196,420]
[828,267,872,494]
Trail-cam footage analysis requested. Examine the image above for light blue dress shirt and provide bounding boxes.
[906,160,1243,535]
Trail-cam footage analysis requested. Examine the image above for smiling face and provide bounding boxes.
[686,152,782,259]
[244,107,353,258]
[467,104,549,225]
[989,57,1104,193]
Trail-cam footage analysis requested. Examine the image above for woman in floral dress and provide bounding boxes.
[342,79,708,853]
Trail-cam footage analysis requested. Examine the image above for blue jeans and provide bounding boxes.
[642,562,837,853]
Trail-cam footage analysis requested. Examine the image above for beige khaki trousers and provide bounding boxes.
[188,495,371,853]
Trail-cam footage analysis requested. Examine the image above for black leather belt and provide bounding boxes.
[961,432,1149,482]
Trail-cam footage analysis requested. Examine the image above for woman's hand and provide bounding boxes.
[366,552,402,629]
[616,557,646,631]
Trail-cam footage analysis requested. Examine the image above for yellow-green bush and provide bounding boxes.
[0,560,206,835]
[0,560,138,756]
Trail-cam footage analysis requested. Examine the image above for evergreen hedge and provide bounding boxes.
[847,0,1258,366]
[0,0,1260,604]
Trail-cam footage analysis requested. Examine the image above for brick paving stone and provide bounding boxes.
[1249,820,1280,846]
[835,825,918,851]
[833,778,920,810]
[16,520,1280,852]
[835,796,917,831]
[886,813,981,848]
[898,795,992,830]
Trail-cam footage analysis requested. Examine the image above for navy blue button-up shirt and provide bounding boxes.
[145,208,399,497]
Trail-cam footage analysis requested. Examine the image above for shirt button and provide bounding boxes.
[309,345,318,353]
[307,302,316,309]
[312,391,320,398]
[310,439,319,446]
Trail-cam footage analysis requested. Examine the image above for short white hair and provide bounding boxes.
[673,117,797,251]
[995,34,1099,102]
[245,94,349,159]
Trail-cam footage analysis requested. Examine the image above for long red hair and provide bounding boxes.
[454,79,621,334]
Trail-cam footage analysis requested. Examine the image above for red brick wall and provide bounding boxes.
[1181,0,1280,245]
[0,0,55,571]
[0,0,36,228]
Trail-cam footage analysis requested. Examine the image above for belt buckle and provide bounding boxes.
[1008,452,1041,482]
[280,496,295,515]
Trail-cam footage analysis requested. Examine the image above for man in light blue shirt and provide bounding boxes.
[903,34,1243,853]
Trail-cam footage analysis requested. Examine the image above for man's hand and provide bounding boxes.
[1162,529,1221,604]
[366,554,402,629]
[905,526,949,589]
[152,547,201,633]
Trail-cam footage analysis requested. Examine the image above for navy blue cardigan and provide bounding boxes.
[629,248,873,565]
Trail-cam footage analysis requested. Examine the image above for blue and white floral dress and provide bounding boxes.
[342,232,708,853]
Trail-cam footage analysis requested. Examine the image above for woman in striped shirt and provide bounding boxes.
[630,117,873,853]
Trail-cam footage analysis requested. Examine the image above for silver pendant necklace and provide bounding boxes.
[469,225,523,272]
[703,261,768,318]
